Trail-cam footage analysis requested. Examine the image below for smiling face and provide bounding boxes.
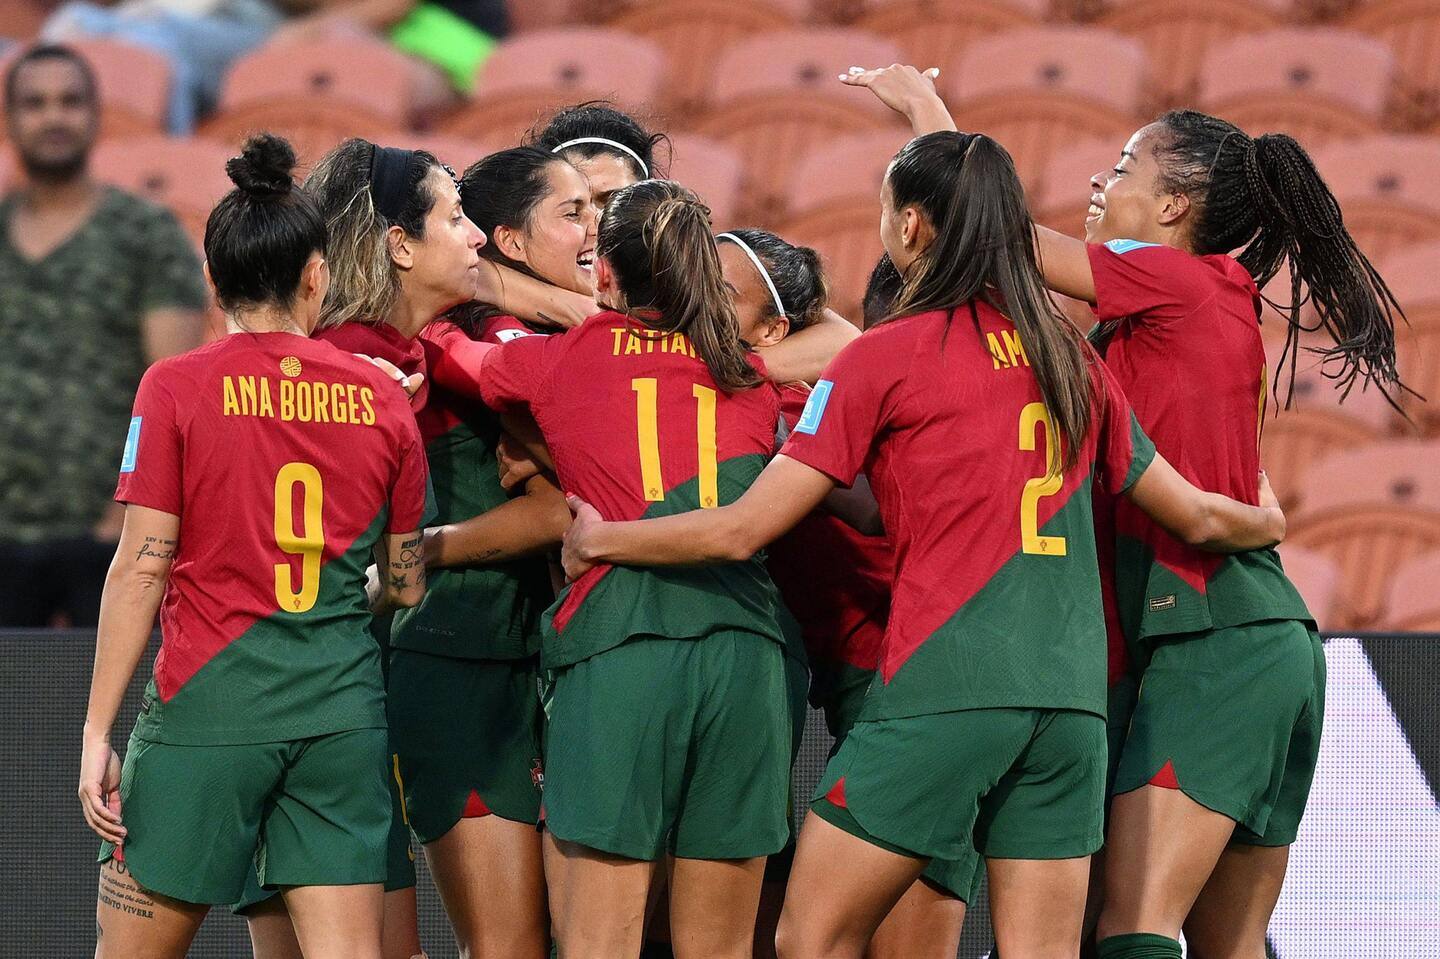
[1084,124,1184,247]
[720,242,788,347]
[494,160,597,296]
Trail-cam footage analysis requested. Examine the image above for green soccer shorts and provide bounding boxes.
[814,707,1106,863]
[387,649,544,842]
[100,727,391,906]
[1112,619,1325,846]
[542,631,792,862]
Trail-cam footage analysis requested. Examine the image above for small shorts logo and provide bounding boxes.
[279,356,303,377]
[530,758,545,790]
[1148,594,1178,612]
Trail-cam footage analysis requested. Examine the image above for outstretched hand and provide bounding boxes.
[561,494,605,581]
[838,64,957,134]
[355,353,425,399]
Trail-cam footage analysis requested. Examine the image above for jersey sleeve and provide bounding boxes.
[472,331,566,412]
[778,339,893,488]
[1087,240,1205,323]
[1094,360,1156,495]
[386,408,430,533]
[479,314,547,345]
[114,364,184,515]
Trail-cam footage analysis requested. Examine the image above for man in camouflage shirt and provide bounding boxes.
[0,44,205,626]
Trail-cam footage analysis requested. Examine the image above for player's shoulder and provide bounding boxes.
[479,313,547,344]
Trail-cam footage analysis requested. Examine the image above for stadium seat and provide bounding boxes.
[1096,0,1287,108]
[505,0,587,33]
[1196,28,1394,147]
[0,38,170,139]
[605,0,808,114]
[404,134,486,173]
[90,135,234,248]
[1383,548,1440,630]
[1286,440,1440,629]
[443,28,667,153]
[850,0,1045,79]
[200,37,415,166]
[1,0,50,43]
[1310,136,1440,264]
[689,28,906,223]
[943,27,1148,192]
[1379,240,1440,431]
[1276,543,1341,631]
[1033,137,1119,239]
[1346,0,1440,127]
[780,128,902,319]
[665,132,745,229]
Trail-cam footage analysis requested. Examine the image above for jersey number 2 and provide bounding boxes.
[1018,402,1067,557]
[274,461,325,613]
[632,378,719,508]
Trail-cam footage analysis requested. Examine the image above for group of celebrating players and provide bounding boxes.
[77,61,1402,959]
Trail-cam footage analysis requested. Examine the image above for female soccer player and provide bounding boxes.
[428,179,794,959]
[559,131,1289,959]
[842,64,1402,959]
[238,136,485,959]
[77,133,429,959]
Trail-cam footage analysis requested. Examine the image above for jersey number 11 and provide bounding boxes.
[632,378,719,508]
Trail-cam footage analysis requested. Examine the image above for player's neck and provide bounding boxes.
[384,293,440,341]
[226,306,308,338]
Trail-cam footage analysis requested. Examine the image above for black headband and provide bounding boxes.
[369,145,422,222]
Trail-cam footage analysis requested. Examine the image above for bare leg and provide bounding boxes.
[753,875,786,959]
[775,812,927,959]
[383,886,426,959]
[1080,846,1107,956]
[668,856,768,959]
[425,817,548,958]
[988,856,1090,959]
[282,883,384,959]
[866,879,966,959]
[246,895,304,959]
[1096,785,1236,941]
[94,859,207,959]
[546,835,656,959]
[1182,844,1290,959]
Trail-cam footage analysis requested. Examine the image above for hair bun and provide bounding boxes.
[226,133,298,198]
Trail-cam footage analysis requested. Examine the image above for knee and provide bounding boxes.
[775,910,848,959]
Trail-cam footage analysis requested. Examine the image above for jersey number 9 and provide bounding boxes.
[273,461,325,613]
[1018,402,1067,557]
[632,378,719,508]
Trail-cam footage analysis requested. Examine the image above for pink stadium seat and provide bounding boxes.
[1383,548,1440,630]
[404,134,486,173]
[1276,544,1341,630]
[606,0,808,114]
[780,129,903,319]
[691,28,906,223]
[1,0,50,42]
[201,37,415,167]
[1346,0,1440,126]
[1197,28,1394,148]
[1310,136,1440,264]
[1286,440,1440,629]
[851,0,1045,78]
[505,0,587,33]
[1378,240,1440,431]
[1033,137,1119,239]
[444,28,667,153]
[90,135,234,248]
[944,27,1148,192]
[664,133,745,230]
[1097,0,1287,108]
[0,39,169,139]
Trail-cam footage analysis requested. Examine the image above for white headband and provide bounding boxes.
[717,232,786,320]
[550,137,649,178]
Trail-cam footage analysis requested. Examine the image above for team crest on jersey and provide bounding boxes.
[120,417,142,473]
[794,379,833,435]
[279,355,303,377]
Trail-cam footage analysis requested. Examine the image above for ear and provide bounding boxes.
[202,260,218,300]
[491,223,527,264]
[301,253,328,301]
[750,313,790,349]
[593,255,621,307]
[387,224,415,270]
[901,205,933,253]
[1158,191,1191,227]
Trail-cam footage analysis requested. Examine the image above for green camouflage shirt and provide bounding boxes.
[0,186,206,543]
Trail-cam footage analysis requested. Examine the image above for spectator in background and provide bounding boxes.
[0,44,206,628]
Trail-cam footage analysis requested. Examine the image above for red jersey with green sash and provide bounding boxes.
[1087,240,1311,653]
[115,332,428,745]
[471,309,786,669]
[767,385,890,713]
[385,317,552,661]
[781,305,1155,721]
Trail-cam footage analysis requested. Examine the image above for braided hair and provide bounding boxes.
[1150,110,1406,406]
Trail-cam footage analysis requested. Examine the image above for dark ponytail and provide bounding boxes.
[862,253,903,329]
[204,133,326,312]
[719,228,828,332]
[598,180,760,392]
[885,132,1093,473]
[1151,110,1405,403]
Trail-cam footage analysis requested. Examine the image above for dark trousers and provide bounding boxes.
[0,536,116,627]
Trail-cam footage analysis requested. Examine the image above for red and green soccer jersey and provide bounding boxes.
[767,385,891,712]
[384,318,553,661]
[115,332,429,745]
[469,309,786,669]
[780,305,1155,721]
[1088,240,1311,651]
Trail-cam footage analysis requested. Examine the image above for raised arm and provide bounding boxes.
[1126,457,1285,552]
[80,505,179,844]
[755,308,860,385]
[562,454,836,579]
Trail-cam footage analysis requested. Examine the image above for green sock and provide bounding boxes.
[1096,933,1183,959]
